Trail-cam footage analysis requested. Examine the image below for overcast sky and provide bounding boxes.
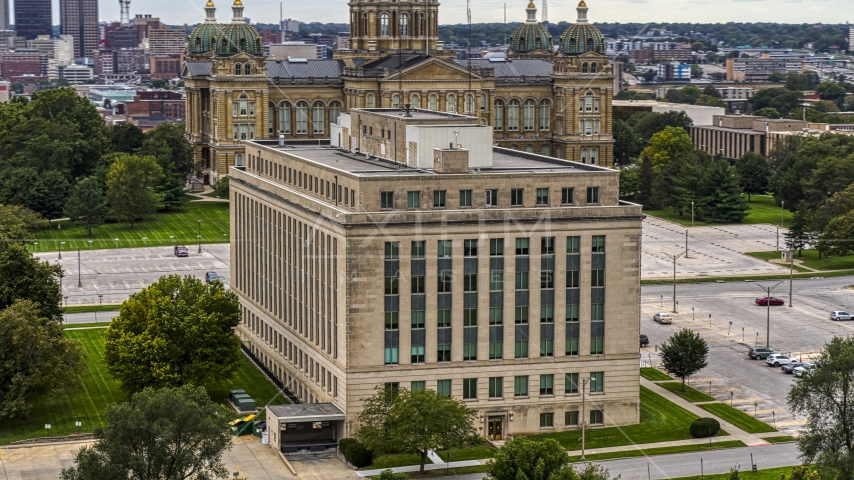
[65,0,854,27]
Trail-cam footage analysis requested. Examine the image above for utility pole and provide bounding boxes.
[580,376,596,461]
[77,249,82,288]
[685,230,689,258]
[755,282,784,348]
[663,252,685,313]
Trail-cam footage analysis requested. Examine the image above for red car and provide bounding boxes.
[174,245,189,257]
[755,297,784,306]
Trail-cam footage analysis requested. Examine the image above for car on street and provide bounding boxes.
[205,271,220,283]
[794,363,816,377]
[781,361,804,373]
[831,311,853,321]
[748,346,777,360]
[755,297,785,306]
[653,313,673,324]
[640,334,649,347]
[766,354,792,367]
[174,245,188,257]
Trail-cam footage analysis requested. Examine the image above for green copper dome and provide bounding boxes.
[188,1,223,54]
[558,1,605,55]
[508,3,552,54]
[215,0,263,56]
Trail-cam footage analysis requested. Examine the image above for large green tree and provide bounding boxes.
[640,126,695,170]
[104,275,241,393]
[485,437,615,480]
[628,111,693,147]
[700,159,749,223]
[60,385,232,480]
[613,119,642,164]
[0,167,71,219]
[356,386,477,473]
[64,176,108,236]
[139,123,195,210]
[734,152,771,201]
[817,211,854,258]
[105,154,163,228]
[788,336,854,480]
[659,328,709,391]
[107,123,145,154]
[0,300,86,419]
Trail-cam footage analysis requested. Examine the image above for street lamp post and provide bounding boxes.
[663,252,685,313]
[580,376,597,461]
[788,250,794,307]
[755,282,784,348]
[57,223,62,260]
[777,200,784,251]
[197,219,202,253]
[77,249,82,288]
[685,230,689,258]
[691,201,694,227]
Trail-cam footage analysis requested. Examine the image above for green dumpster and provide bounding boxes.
[229,414,255,436]
[253,420,266,437]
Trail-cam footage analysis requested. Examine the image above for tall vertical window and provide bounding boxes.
[565,373,579,394]
[384,241,400,365]
[490,239,504,256]
[428,94,438,110]
[514,376,528,396]
[587,186,600,204]
[523,99,535,131]
[380,13,389,36]
[460,190,472,207]
[480,93,487,111]
[508,100,519,131]
[511,188,524,206]
[438,240,452,258]
[591,372,604,392]
[536,188,549,206]
[489,377,503,398]
[494,100,504,131]
[268,104,274,134]
[561,187,574,205]
[463,378,477,399]
[381,192,394,209]
[436,380,451,396]
[399,13,408,36]
[366,94,375,108]
[407,191,421,209]
[566,235,580,355]
[329,101,341,125]
[296,101,308,133]
[391,94,400,109]
[434,190,447,208]
[239,94,248,115]
[515,238,529,255]
[539,374,554,395]
[446,93,457,113]
[485,189,498,207]
[539,100,550,130]
[465,93,474,114]
[312,101,324,134]
[409,93,420,108]
[279,103,291,133]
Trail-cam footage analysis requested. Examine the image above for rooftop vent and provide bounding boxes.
[288,58,308,63]
[488,57,506,62]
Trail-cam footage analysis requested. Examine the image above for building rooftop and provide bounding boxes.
[267,403,345,422]
[355,108,474,121]
[248,140,610,177]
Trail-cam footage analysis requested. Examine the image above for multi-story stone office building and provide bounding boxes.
[230,108,642,446]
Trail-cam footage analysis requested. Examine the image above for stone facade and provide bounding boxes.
[182,0,616,185]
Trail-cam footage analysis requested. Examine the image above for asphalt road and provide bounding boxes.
[641,275,854,434]
[446,443,801,480]
[63,310,119,325]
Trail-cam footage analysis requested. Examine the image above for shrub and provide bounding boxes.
[690,417,721,438]
[214,176,229,198]
[345,441,372,468]
[338,438,358,453]
[378,470,408,480]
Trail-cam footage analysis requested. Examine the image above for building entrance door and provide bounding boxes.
[487,417,503,440]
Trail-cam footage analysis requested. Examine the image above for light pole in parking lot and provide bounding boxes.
[755,281,784,348]
[662,251,685,313]
[580,376,597,461]
[197,219,202,253]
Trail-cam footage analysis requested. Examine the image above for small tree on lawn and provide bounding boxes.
[104,274,241,393]
[659,328,709,391]
[356,386,477,473]
[485,437,617,480]
[789,336,854,480]
[0,300,86,420]
[785,209,810,256]
[60,385,232,480]
[64,176,108,236]
[105,153,162,228]
[734,152,770,202]
[700,159,749,223]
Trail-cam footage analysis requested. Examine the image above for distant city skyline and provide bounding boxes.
[9,0,851,29]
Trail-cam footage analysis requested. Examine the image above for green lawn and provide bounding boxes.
[747,250,854,271]
[640,368,673,381]
[640,269,854,285]
[529,386,720,450]
[368,453,433,470]
[657,382,716,403]
[436,445,496,461]
[764,436,796,444]
[393,465,488,479]
[29,199,230,252]
[671,466,796,480]
[644,195,792,227]
[700,403,777,434]
[65,304,122,314]
[0,328,282,445]
[570,440,746,462]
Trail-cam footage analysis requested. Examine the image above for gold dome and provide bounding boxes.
[233,0,242,5]
[206,0,214,6]
[578,0,586,6]
[527,2,535,7]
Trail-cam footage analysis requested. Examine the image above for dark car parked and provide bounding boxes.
[205,271,220,283]
[748,346,777,360]
[640,334,649,347]
[755,297,784,306]
[782,361,804,374]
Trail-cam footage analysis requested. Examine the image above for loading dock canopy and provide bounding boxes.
[267,403,345,423]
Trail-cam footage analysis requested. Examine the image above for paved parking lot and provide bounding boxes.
[641,275,854,435]
[41,244,231,307]
[643,217,790,279]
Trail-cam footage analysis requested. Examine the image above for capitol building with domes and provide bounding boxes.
[182,0,617,184]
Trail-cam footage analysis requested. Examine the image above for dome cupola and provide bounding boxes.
[215,0,263,56]
[187,0,223,54]
[508,2,553,55]
[557,0,605,55]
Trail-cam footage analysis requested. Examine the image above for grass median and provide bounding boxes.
[746,250,854,272]
[64,305,122,314]
[28,198,230,252]
[700,403,776,434]
[570,440,747,462]
[0,328,281,445]
[529,386,725,450]
[671,466,796,480]
[644,195,792,228]
[657,382,716,403]
[641,269,854,285]
[641,368,673,381]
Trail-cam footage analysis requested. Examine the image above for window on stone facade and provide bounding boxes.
[329,101,341,125]
[380,13,389,36]
[244,63,251,75]
[591,62,598,74]
[446,93,457,113]
[235,153,244,166]
[465,94,474,114]
[511,188,523,206]
[312,101,324,133]
[582,62,589,74]
[540,144,549,156]
[507,100,519,130]
[480,93,487,111]
[428,94,438,110]
[399,13,408,36]
[409,93,420,108]
[279,102,291,133]
[494,100,504,130]
[391,94,400,109]
[248,101,255,116]
[589,147,598,164]
[239,94,248,116]
[234,63,242,75]
[514,376,528,396]
[590,410,604,425]
[539,100,550,130]
[460,189,472,207]
[366,94,375,108]
[239,125,248,140]
[296,101,308,133]
[489,377,503,397]
[525,144,534,153]
[523,99,535,131]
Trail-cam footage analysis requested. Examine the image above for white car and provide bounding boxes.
[794,363,816,377]
[831,311,853,321]
[653,313,673,324]
[766,354,792,367]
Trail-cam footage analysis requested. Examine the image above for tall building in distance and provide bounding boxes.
[60,0,99,58]
[0,0,10,31]
[15,0,52,40]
